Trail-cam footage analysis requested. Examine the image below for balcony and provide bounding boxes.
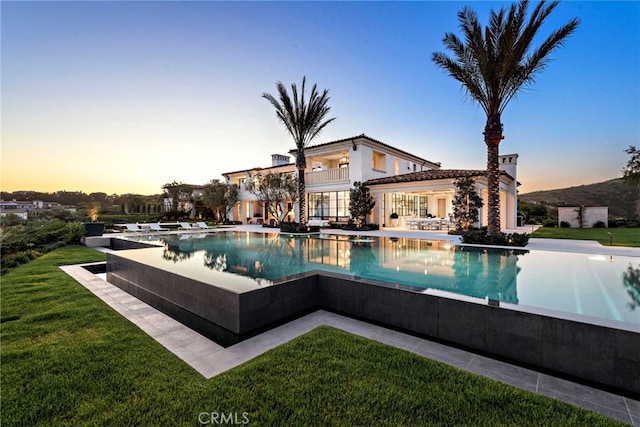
[305,167,349,185]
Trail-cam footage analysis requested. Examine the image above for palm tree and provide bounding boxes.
[432,0,579,236]
[263,77,336,226]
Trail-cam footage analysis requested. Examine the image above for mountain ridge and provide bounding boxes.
[519,178,639,219]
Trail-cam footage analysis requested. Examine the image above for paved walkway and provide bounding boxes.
[62,248,639,425]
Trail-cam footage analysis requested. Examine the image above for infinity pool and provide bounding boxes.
[117,231,639,331]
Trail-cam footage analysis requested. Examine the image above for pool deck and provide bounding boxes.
[71,225,640,425]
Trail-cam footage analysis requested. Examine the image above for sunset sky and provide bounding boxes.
[2,1,639,196]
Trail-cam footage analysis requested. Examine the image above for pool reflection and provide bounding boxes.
[160,232,526,304]
[623,263,640,310]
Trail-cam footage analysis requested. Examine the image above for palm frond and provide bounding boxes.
[432,0,579,116]
[262,76,336,151]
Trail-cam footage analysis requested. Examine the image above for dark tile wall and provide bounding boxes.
[109,238,158,250]
[106,252,640,395]
[316,274,639,395]
[107,253,241,333]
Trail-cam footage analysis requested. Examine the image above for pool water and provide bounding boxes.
[132,231,640,330]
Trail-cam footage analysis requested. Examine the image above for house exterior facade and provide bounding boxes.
[223,155,297,224]
[0,199,72,219]
[222,134,519,229]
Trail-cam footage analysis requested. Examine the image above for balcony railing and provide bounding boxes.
[305,167,349,185]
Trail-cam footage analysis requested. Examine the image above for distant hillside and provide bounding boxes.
[519,178,640,219]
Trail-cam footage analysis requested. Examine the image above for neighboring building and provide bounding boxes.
[0,210,29,220]
[0,199,70,219]
[0,200,40,211]
[557,206,608,228]
[221,134,519,229]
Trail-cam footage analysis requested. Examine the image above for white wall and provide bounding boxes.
[557,207,608,228]
[0,211,28,220]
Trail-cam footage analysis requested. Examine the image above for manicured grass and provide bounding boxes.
[532,227,640,247]
[1,247,625,426]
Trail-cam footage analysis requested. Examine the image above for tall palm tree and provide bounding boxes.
[263,76,336,226]
[432,0,579,236]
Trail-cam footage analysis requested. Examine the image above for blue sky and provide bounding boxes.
[2,1,639,195]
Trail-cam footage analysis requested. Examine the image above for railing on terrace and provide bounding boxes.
[305,167,349,185]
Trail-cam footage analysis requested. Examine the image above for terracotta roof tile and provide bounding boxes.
[364,169,514,185]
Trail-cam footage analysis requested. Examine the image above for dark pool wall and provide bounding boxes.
[106,252,639,395]
[110,238,158,250]
[106,252,319,343]
[317,272,640,396]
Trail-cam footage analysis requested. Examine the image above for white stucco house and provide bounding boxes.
[222,134,519,229]
[0,199,71,219]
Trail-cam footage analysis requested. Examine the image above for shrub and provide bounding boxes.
[342,223,380,231]
[608,220,619,228]
[0,214,27,227]
[460,230,530,247]
[66,221,86,244]
[592,220,607,228]
[279,222,319,233]
[560,221,571,228]
[543,219,557,227]
[461,230,487,244]
[1,219,72,274]
[507,233,531,246]
[626,220,639,228]
[0,250,41,275]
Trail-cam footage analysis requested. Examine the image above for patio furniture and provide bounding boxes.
[406,219,420,230]
[124,224,146,233]
[308,219,330,227]
[195,222,215,231]
[149,223,170,233]
[424,219,443,230]
[179,222,200,232]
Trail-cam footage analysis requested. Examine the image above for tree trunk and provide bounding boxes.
[297,167,306,225]
[484,113,503,237]
[296,149,307,226]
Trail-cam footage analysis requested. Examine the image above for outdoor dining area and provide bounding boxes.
[405,217,454,231]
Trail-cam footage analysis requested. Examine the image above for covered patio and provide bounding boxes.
[364,169,518,230]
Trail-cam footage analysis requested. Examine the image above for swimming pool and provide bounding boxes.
[119,231,639,329]
[106,231,640,393]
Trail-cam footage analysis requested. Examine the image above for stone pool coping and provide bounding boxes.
[61,263,640,425]
[104,243,640,395]
[96,228,640,394]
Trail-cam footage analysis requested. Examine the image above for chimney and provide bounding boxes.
[271,154,290,167]
[499,153,518,181]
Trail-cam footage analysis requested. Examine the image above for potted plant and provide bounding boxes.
[84,203,105,237]
[390,212,399,227]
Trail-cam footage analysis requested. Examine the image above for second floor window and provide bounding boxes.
[372,151,386,171]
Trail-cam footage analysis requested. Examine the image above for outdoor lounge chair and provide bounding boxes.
[196,222,214,230]
[124,223,146,233]
[179,222,199,232]
[148,223,169,233]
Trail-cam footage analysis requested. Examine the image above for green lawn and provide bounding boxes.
[1,247,625,426]
[531,227,640,247]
